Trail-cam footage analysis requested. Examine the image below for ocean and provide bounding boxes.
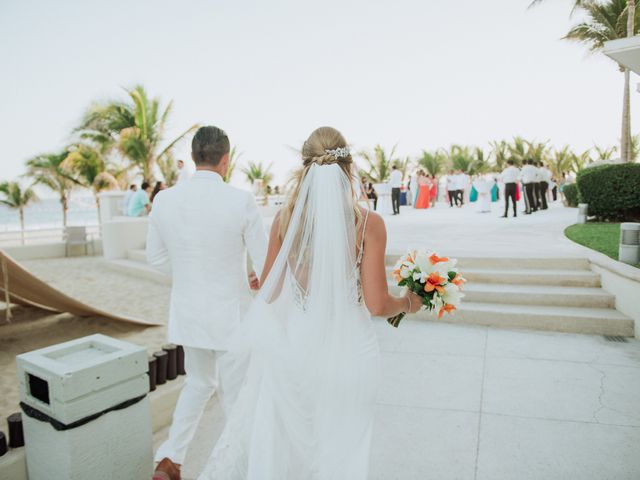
[0,195,99,232]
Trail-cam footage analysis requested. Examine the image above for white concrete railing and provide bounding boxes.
[0,226,100,248]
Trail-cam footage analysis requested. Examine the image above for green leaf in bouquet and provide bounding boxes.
[448,271,457,281]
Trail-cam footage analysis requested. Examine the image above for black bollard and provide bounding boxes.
[7,413,24,448]
[0,431,7,456]
[176,345,186,376]
[148,356,157,392]
[154,351,168,385]
[163,344,178,381]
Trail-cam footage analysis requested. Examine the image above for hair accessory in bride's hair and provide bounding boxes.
[324,147,350,159]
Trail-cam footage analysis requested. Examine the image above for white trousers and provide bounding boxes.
[154,347,221,464]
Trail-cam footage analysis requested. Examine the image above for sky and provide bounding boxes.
[1,0,638,191]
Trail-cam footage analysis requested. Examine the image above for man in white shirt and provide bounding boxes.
[500,160,520,218]
[122,184,137,215]
[389,165,402,215]
[149,126,268,477]
[446,170,458,207]
[521,159,538,214]
[538,162,551,210]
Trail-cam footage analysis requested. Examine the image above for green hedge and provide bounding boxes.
[563,183,579,207]
[576,163,640,221]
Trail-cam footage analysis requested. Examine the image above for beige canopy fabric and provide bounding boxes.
[0,250,160,326]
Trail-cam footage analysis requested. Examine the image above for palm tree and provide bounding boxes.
[224,146,241,183]
[358,145,398,183]
[593,144,618,160]
[468,147,492,175]
[534,0,638,162]
[242,161,274,186]
[526,140,550,164]
[507,137,529,166]
[26,151,75,227]
[418,150,446,177]
[548,145,575,179]
[157,154,179,187]
[572,149,593,173]
[489,140,510,171]
[393,156,412,181]
[0,181,38,245]
[62,143,119,219]
[77,85,198,181]
[447,145,474,173]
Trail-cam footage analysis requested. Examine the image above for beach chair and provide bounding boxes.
[64,226,91,257]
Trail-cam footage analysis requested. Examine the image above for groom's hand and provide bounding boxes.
[248,271,260,290]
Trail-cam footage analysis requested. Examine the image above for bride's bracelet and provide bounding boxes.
[405,295,412,313]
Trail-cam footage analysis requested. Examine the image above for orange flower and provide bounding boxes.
[424,272,446,294]
[452,274,466,287]
[438,304,457,318]
[429,253,449,264]
[392,268,403,283]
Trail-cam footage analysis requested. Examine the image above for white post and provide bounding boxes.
[619,223,640,265]
[577,203,588,224]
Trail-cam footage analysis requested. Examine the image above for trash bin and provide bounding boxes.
[619,223,640,265]
[16,334,152,480]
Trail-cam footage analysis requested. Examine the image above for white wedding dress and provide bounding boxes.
[198,163,380,480]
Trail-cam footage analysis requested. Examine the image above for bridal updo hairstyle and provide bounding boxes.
[279,126,362,240]
[192,126,230,167]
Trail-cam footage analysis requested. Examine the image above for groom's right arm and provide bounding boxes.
[146,202,172,275]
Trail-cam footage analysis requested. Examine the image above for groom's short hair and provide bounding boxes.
[192,126,230,166]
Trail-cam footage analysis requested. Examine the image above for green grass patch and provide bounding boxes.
[566,223,640,269]
[565,223,623,261]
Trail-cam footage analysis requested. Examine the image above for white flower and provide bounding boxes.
[442,283,464,307]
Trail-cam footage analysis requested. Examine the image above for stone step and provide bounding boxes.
[385,254,590,271]
[408,302,634,337]
[127,248,147,263]
[387,282,615,309]
[462,268,600,288]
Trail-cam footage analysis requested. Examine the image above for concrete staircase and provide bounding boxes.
[386,256,634,336]
[110,250,634,337]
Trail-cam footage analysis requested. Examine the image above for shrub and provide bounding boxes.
[563,183,579,207]
[576,163,640,221]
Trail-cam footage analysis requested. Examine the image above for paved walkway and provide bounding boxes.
[156,201,640,479]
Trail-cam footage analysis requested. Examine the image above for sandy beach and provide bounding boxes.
[0,256,170,424]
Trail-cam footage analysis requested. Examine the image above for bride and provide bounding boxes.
[198,127,421,479]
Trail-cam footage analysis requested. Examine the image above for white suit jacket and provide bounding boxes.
[146,171,268,350]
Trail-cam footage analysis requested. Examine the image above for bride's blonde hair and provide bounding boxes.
[279,126,362,240]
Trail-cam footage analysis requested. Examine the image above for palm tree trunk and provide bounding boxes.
[623,0,636,162]
[621,68,632,162]
[61,195,68,227]
[19,208,25,246]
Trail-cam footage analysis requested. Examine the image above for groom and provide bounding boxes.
[147,126,268,479]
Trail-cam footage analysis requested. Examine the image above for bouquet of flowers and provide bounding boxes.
[388,250,466,327]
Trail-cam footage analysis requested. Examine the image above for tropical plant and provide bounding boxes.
[62,143,119,219]
[572,149,593,173]
[76,85,198,181]
[507,137,529,166]
[418,150,446,177]
[593,144,618,160]
[562,0,639,162]
[527,140,550,164]
[225,146,241,183]
[468,147,492,175]
[241,161,274,186]
[358,144,398,183]
[157,154,179,187]
[0,181,38,245]
[393,156,412,180]
[489,140,510,171]
[548,145,575,179]
[26,151,75,226]
[447,145,474,173]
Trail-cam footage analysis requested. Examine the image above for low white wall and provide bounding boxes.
[3,240,103,261]
[101,217,148,260]
[589,254,640,339]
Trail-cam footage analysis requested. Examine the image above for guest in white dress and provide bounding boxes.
[473,175,493,213]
